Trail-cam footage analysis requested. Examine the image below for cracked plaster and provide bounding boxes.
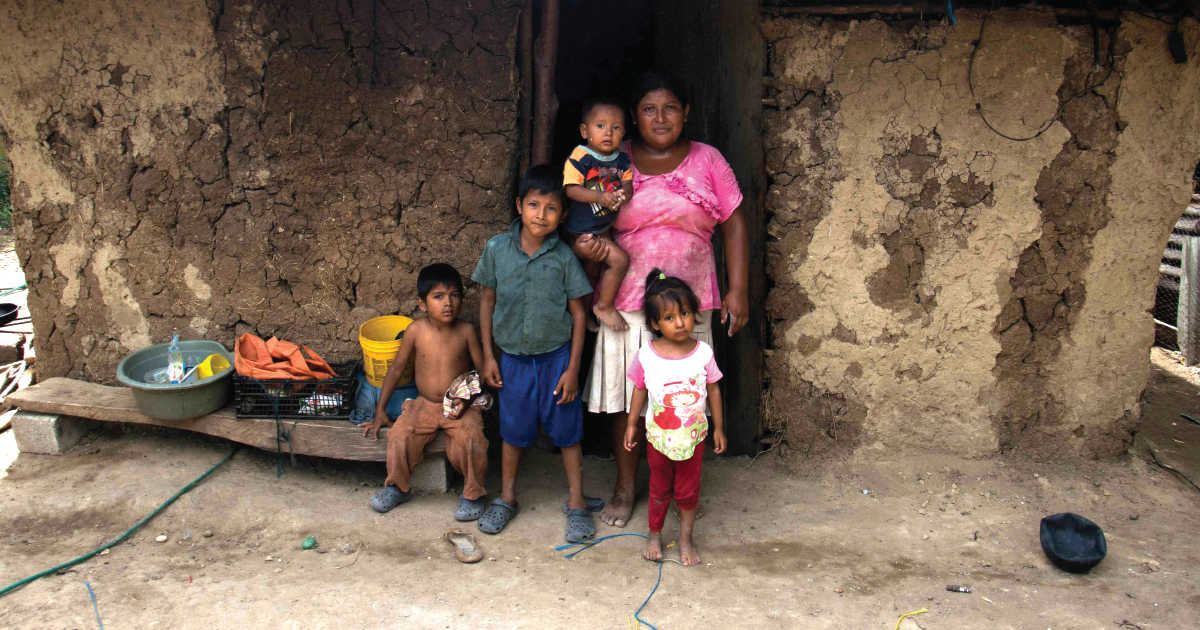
[0,0,521,382]
[762,10,1200,459]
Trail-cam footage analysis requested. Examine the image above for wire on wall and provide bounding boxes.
[967,2,1118,142]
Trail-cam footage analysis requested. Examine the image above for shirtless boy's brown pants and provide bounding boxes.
[385,396,488,500]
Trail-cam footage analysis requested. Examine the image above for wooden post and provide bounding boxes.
[518,0,534,174]
[1178,235,1200,365]
[531,0,560,165]
[715,0,767,457]
[653,0,765,456]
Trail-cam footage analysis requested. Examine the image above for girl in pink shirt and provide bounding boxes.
[623,270,726,566]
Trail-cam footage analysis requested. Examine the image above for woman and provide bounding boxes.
[577,72,749,528]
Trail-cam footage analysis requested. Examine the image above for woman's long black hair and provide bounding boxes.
[629,71,689,110]
[642,268,701,337]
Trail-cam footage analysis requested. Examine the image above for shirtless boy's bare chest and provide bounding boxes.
[412,325,472,399]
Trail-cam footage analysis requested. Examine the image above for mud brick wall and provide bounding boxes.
[761,10,1200,459]
[0,0,520,383]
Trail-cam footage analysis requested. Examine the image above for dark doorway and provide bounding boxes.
[548,0,656,167]
[534,0,766,457]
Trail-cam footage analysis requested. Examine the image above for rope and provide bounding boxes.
[894,608,928,630]
[556,533,681,630]
[0,444,240,598]
[251,377,296,477]
[85,581,104,630]
[967,1,1117,142]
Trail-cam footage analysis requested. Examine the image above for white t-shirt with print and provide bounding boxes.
[627,340,722,461]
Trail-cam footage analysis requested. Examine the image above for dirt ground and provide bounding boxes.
[1,355,1198,630]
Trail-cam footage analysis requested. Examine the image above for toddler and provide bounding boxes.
[563,96,634,332]
[623,269,726,566]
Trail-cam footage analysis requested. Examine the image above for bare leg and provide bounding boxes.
[672,502,705,522]
[601,413,642,527]
[678,507,701,566]
[593,236,629,332]
[561,443,586,510]
[499,441,522,507]
[643,529,663,561]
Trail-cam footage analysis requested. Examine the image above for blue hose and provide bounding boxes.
[557,533,674,630]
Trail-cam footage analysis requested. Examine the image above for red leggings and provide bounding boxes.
[647,443,704,532]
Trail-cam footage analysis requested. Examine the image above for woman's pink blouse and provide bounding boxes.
[612,141,743,312]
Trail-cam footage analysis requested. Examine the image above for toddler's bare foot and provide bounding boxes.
[594,303,628,332]
[679,533,701,566]
[600,487,633,527]
[643,531,663,561]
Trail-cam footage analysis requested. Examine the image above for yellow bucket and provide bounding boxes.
[359,315,415,388]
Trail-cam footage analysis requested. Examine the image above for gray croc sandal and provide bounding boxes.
[455,495,488,522]
[564,508,596,543]
[369,485,412,513]
[478,498,519,534]
[561,495,604,514]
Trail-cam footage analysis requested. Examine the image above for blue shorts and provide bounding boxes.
[498,342,583,448]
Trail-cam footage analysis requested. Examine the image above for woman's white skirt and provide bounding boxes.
[582,309,715,415]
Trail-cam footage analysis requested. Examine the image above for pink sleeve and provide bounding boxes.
[706,148,742,222]
[627,352,646,388]
[704,353,723,383]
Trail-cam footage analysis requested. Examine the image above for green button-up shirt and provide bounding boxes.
[472,220,593,356]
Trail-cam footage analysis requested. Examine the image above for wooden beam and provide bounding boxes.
[1178,236,1200,365]
[5,377,445,461]
[531,0,560,165]
[518,0,534,174]
[716,0,767,456]
[762,4,1120,20]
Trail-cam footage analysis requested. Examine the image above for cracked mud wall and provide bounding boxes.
[0,0,520,382]
[761,10,1200,458]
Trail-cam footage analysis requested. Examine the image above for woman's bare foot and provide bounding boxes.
[594,303,628,331]
[600,487,634,527]
[678,533,701,566]
[643,530,663,561]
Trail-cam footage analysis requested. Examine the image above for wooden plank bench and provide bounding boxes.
[5,377,446,461]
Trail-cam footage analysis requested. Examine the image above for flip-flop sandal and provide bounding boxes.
[455,495,488,522]
[564,508,596,543]
[369,485,412,513]
[443,528,484,563]
[477,498,519,535]
[561,495,604,514]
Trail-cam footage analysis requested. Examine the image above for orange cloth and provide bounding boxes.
[234,333,336,380]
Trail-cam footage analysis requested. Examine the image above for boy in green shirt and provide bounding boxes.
[472,164,598,543]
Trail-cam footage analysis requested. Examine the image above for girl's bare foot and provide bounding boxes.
[643,530,663,561]
[600,487,633,527]
[679,533,701,566]
[594,303,628,331]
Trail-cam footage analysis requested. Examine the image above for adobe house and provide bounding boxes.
[0,1,1196,458]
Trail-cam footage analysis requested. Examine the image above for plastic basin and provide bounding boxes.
[116,340,235,420]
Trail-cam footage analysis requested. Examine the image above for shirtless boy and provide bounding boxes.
[364,263,492,521]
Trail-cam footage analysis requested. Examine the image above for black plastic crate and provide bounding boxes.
[233,361,360,419]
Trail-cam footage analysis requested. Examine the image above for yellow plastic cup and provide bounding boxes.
[359,315,415,387]
[196,353,231,380]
